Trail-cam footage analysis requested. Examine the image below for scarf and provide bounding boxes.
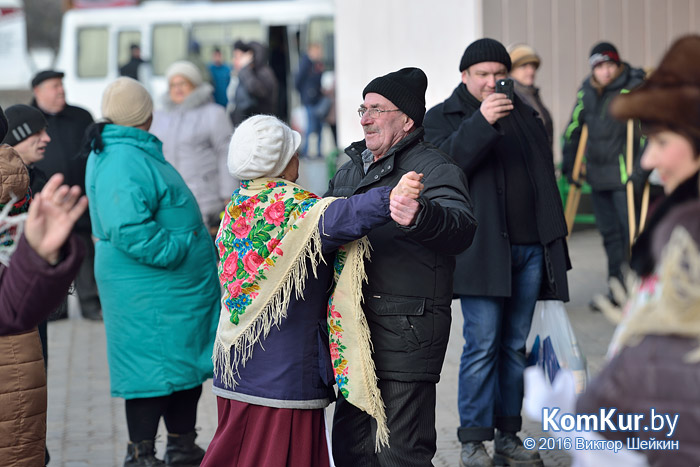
[609,226,700,362]
[213,178,389,449]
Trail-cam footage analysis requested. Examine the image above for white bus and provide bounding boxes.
[55,0,334,119]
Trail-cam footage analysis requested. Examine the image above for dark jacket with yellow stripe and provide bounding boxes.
[562,63,646,191]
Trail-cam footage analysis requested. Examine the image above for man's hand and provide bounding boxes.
[480,93,513,125]
[390,171,424,201]
[25,173,89,265]
[390,195,421,226]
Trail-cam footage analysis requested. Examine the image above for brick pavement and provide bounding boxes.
[46,228,613,466]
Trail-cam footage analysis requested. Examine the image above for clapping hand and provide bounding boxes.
[390,171,423,226]
[24,174,88,265]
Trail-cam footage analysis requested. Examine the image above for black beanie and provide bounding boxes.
[2,104,48,146]
[0,105,7,143]
[460,38,512,72]
[589,42,620,68]
[362,67,427,127]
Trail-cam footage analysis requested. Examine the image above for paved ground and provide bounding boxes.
[46,224,614,466]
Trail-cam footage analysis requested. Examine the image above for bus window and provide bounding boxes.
[307,17,334,70]
[77,27,108,78]
[192,21,262,63]
[152,24,187,75]
[118,31,141,71]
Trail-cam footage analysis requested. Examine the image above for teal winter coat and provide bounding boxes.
[85,124,220,399]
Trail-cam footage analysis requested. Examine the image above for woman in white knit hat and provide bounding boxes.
[201,115,423,467]
[83,77,220,467]
[150,60,236,235]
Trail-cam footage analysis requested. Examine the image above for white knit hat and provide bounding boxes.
[228,115,301,180]
[101,77,153,127]
[165,60,203,87]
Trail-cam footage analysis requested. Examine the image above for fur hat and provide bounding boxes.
[589,42,620,68]
[2,105,48,146]
[460,38,512,72]
[101,77,153,127]
[508,43,540,70]
[0,145,29,205]
[165,60,203,88]
[610,35,700,142]
[363,67,427,127]
[228,115,301,180]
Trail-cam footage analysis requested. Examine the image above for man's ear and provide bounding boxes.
[403,117,415,133]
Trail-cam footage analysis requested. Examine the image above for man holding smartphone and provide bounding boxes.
[424,38,570,467]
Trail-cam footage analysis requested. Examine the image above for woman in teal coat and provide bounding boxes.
[84,77,220,467]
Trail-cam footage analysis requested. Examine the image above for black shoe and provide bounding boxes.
[493,431,543,466]
[124,440,165,466]
[82,309,103,321]
[164,432,206,466]
[459,441,493,467]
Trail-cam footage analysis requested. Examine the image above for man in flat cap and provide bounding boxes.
[31,70,101,321]
[424,38,570,467]
[326,67,477,466]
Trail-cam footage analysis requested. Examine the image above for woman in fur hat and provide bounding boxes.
[575,35,700,466]
[201,115,422,467]
[150,60,237,235]
[610,34,700,279]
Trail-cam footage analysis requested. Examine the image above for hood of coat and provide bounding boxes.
[584,62,646,95]
[100,124,164,162]
[161,82,215,111]
[248,41,269,69]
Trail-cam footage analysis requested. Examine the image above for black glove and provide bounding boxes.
[566,173,582,188]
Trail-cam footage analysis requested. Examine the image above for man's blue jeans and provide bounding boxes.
[457,244,544,443]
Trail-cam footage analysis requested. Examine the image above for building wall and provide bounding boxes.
[482,0,700,163]
[334,0,482,147]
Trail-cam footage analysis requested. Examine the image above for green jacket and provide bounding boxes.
[86,124,220,399]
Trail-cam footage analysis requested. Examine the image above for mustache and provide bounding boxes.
[363,125,379,133]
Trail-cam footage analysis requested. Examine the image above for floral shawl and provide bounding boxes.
[213,178,389,449]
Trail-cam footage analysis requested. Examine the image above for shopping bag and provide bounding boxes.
[526,300,588,394]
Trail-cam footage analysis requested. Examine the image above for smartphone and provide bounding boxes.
[495,78,514,101]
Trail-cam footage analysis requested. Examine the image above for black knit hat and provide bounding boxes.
[589,42,620,68]
[2,105,48,146]
[362,67,427,127]
[460,38,511,72]
[0,105,7,143]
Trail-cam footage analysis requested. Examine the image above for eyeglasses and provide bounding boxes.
[357,107,401,119]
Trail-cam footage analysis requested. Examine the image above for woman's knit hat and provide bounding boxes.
[508,43,540,70]
[2,105,48,146]
[0,105,8,142]
[460,38,512,72]
[101,77,153,127]
[228,115,301,180]
[165,60,203,88]
[610,35,700,142]
[362,67,427,127]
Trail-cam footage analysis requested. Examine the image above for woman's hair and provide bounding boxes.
[79,120,111,159]
[641,121,700,159]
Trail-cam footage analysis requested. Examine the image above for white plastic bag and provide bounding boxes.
[526,300,588,394]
